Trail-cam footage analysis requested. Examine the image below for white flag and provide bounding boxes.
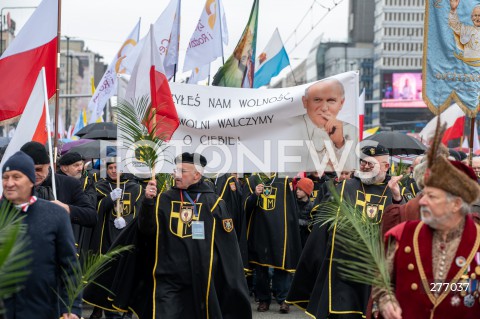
[187,64,210,84]
[183,0,228,72]
[462,122,480,153]
[164,0,181,79]
[123,0,180,79]
[87,20,140,123]
[0,69,48,177]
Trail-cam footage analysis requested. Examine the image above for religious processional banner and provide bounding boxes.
[424,0,480,116]
[118,71,360,174]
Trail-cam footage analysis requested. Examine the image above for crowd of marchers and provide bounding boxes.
[2,130,480,319]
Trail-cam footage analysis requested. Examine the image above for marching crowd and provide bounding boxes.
[2,126,480,319]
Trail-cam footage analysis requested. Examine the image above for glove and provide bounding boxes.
[114,217,126,229]
[110,188,122,201]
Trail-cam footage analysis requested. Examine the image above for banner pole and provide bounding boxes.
[469,116,475,167]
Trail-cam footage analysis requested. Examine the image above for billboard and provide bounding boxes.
[382,72,427,108]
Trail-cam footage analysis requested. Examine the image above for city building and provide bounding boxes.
[273,0,375,125]
[373,0,431,132]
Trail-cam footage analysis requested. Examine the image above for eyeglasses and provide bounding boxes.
[359,159,377,167]
[173,169,192,174]
[359,159,389,167]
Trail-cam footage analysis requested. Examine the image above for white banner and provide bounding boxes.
[88,21,140,123]
[120,71,360,175]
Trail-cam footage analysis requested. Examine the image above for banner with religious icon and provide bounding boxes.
[424,0,480,116]
[118,71,360,174]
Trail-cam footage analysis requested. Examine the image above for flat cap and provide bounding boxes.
[58,152,84,166]
[174,152,207,167]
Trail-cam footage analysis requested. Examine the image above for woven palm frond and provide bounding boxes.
[58,245,132,313]
[116,96,171,174]
[313,188,394,293]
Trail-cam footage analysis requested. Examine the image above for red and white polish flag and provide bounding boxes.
[0,0,57,122]
[124,24,179,141]
[419,103,465,145]
[0,69,49,170]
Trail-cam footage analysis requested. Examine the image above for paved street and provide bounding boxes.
[82,296,310,318]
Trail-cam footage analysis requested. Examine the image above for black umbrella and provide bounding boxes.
[81,129,117,140]
[75,122,117,137]
[363,132,427,155]
[68,140,105,159]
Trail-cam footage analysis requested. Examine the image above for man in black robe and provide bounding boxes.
[57,151,98,261]
[209,173,248,267]
[137,152,251,319]
[244,173,302,313]
[286,145,404,319]
[91,160,143,254]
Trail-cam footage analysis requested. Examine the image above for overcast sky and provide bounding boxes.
[2,0,348,81]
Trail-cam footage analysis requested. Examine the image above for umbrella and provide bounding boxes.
[60,139,94,155]
[75,122,117,137]
[68,140,103,159]
[363,132,427,155]
[69,140,117,159]
[81,129,117,140]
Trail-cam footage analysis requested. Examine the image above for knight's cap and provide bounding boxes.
[174,152,207,167]
[361,145,389,157]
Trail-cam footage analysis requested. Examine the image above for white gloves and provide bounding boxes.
[110,188,122,201]
[114,217,126,229]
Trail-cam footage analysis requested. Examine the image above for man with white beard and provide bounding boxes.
[377,128,480,318]
[286,144,405,319]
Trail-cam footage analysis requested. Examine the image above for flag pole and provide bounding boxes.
[469,116,475,167]
[207,63,211,86]
[42,67,57,200]
[53,0,62,170]
[287,64,298,86]
[218,0,225,65]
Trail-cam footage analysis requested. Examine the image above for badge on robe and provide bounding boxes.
[180,206,194,223]
[170,201,202,238]
[223,218,234,232]
[366,204,379,219]
[260,186,277,211]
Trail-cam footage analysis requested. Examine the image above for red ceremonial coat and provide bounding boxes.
[386,215,480,319]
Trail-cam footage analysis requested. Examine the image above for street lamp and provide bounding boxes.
[0,6,36,55]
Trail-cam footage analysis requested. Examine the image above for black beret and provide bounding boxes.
[58,152,84,166]
[361,145,390,157]
[174,152,207,167]
[20,141,50,164]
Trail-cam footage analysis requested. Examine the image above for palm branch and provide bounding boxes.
[116,95,172,176]
[156,173,173,193]
[392,158,411,186]
[0,201,32,301]
[58,245,133,314]
[313,188,394,294]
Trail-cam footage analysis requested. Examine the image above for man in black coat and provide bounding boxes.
[138,152,251,319]
[57,151,98,266]
[20,142,97,236]
[1,151,81,319]
[287,145,404,319]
